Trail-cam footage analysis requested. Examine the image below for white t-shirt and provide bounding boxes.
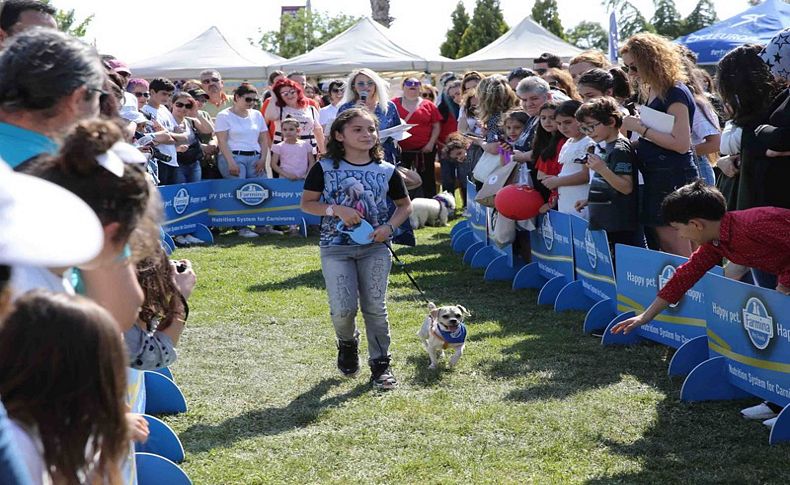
[10,265,74,300]
[8,420,52,485]
[319,104,339,132]
[141,104,178,167]
[557,136,594,217]
[691,104,720,146]
[215,108,268,152]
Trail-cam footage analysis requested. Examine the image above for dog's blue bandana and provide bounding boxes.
[433,195,452,210]
[432,323,467,345]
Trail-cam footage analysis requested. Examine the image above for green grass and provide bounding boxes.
[165,226,789,484]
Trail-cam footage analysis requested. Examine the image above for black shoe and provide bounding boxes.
[370,357,397,390]
[337,338,360,377]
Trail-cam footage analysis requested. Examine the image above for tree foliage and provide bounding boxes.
[565,21,608,51]
[440,2,470,59]
[651,0,683,39]
[682,0,718,35]
[532,0,565,40]
[602,0,655,38]
[41,0,93,38]
[457,0,509,58]
[258,9,359,59]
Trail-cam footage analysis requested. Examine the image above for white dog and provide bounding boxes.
[417,302,470,369]
[408,192,456,229]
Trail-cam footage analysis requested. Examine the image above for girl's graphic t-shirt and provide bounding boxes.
[303,158,408,247]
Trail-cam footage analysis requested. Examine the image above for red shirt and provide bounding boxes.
[657,207,790,304]
[536,137,566,203]
[393,97,442,151]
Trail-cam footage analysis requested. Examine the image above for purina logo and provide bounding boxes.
[658,265,678,308]
[173,188,190,215]
[236,183,270,206]
[541,215,554,250]
[743,297,774,351]
[584,229,597,269]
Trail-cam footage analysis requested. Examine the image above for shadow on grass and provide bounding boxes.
[405,353,449,387]
[181,378,369,453]
[247,269,325,292]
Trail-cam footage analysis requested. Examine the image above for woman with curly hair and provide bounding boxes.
[619,33,697,257]
[542,68,580,101]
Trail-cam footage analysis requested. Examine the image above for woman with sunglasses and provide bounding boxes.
[169,92,203,184]
[337,68,401,164]
[392,77,442,197]
[126,78,150,110]
[619,33,698,257]
[319,80,346,133]
[264,78,325,157]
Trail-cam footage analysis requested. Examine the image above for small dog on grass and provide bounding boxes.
[417,302,470,369]
[408,192,456,230]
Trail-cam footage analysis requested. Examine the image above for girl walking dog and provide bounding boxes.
[301,108,412,390]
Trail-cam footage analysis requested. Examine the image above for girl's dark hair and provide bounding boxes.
[0,290,128,484]
[233,82,258,99]
[532,101,565,161]
[461,71,483,93]
[24,119,150,244]
[461,88,477,118]
[577,68,631,100]
[137,247,185,332]
[325,108,384,168]
[555,99,582,118]
[441,132,469,159]
[575,96,623,128]
[268,70,285,84]
[100,68,124,119]
[716,44,783,127]
[504,109,530,127]
[661,179,726,224]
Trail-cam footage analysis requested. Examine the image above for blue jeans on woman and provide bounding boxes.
[694,154,716,186]
[173,163,202,184]
[218,153,263,179]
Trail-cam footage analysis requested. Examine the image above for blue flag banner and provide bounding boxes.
[608,11,619,64]
[681,274,790,444]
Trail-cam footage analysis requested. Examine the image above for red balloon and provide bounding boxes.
[494,184,544,220]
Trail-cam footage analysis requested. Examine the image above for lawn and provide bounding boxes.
[165,224,789,484]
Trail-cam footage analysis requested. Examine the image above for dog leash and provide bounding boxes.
[384,241,431,305]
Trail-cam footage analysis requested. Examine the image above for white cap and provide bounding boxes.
[119,105,147,124]
[0,161,104,267]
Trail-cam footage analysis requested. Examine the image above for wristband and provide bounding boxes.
[383,222,395,233]
[642,127,650,138]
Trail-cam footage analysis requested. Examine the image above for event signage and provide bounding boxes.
[613,245,723,348]
[569,216,616,303]
[160,182,211,235]
[452,181,488,257]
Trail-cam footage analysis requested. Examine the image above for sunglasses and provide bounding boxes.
[403,80,421,88]
[535,68,548,75]
[281,90,297,97]
[579,121,601,133]
[355,81,375,88]
[331,88,344,93]
[420,93,433,99]
[622,63,638,73]
[243,96,258,103]
[201,77,220,84]
[174,102,194,109]
[133,92,150,98]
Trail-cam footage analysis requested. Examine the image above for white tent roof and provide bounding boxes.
[266,17,450,76]
[130,26,282,80]
[444,16,583,72]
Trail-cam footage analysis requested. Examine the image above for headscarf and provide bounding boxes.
[760,28,790,81]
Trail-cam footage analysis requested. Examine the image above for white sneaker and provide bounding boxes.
[174,235,190,246]
[763,416,778,428]
[183,234,204,244]
[741,402,778,420]
[238,227,259,238]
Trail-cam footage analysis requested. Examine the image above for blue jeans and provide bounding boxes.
[694,154,716,186]
[218,153,262,179]
[320,243,393,360]
[173,163,202,184]
[0,400,32,484]
[440,158,470,207]
[157,162,180,185]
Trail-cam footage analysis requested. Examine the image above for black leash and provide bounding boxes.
[384,242,431,304]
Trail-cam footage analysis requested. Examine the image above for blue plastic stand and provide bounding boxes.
[471,245,499,269]
[135,453,192,485]
[463,241,486,265]
[600,312,643,346]
[191,223,215,244]
[680,356,753,402]
[583,298,617,335]
[512,262,545,290]
[152,367,175,382]
[135,414,186,463]
[668,335,709,377]
[144,371,188,415]
[536,275,568,306]
[451,229,474,253]
[769,405,790,445]
[450,220,469,237]
[554,280,596,313]
[161,232,175,255]
[484,251,524,282]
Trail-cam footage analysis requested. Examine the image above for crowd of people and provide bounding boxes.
[1,0,790,481]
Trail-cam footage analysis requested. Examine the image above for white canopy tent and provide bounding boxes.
[444,16,583,72]
[266,17,451,76]
[130,26,282,80]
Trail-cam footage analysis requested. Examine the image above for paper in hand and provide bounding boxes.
[379,123,416,142]
[637,105,674,134]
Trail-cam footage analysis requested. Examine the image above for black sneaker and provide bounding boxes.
[337,338,360,377]
[370,357,397,390]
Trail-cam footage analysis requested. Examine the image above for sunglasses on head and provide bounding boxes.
[174,101,194,109]
[403,80,420,88]
[134,92,150,98]
[622,63,638,73]
[201,77,220,84]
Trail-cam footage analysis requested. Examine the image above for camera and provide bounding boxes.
[151,147,172,163]
[175,261,188,273]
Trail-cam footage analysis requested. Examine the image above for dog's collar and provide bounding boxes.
[433,195,451,210]
[432,321,467,344]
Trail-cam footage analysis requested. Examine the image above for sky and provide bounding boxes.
[57,0,752,63]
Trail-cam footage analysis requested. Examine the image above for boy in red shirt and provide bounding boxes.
[612,180,790,334]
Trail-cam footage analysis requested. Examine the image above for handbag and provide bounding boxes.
[474,161,518,208]
[472,150,504,182]
[396,165,422,191]
[490,210,516,247]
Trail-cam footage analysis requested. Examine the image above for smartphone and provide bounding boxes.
[573,154,589,164]
[134,134,155,147]
[463,132,484,139]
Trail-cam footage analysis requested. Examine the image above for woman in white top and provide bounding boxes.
[319,80,345,133]
[215,83,269,180]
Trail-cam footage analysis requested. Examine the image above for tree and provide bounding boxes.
[457,0,509,58]
[440,2,470,59]
[651,0,683,39]
[681,0,718,35]
[565,21,608,51]
[602,0,655,38]
[370,0,393,28]
[532,0,565,40]
[42,0,93,38]
[258,9,359,59]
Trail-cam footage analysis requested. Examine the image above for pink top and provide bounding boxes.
[272,140,313,178]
